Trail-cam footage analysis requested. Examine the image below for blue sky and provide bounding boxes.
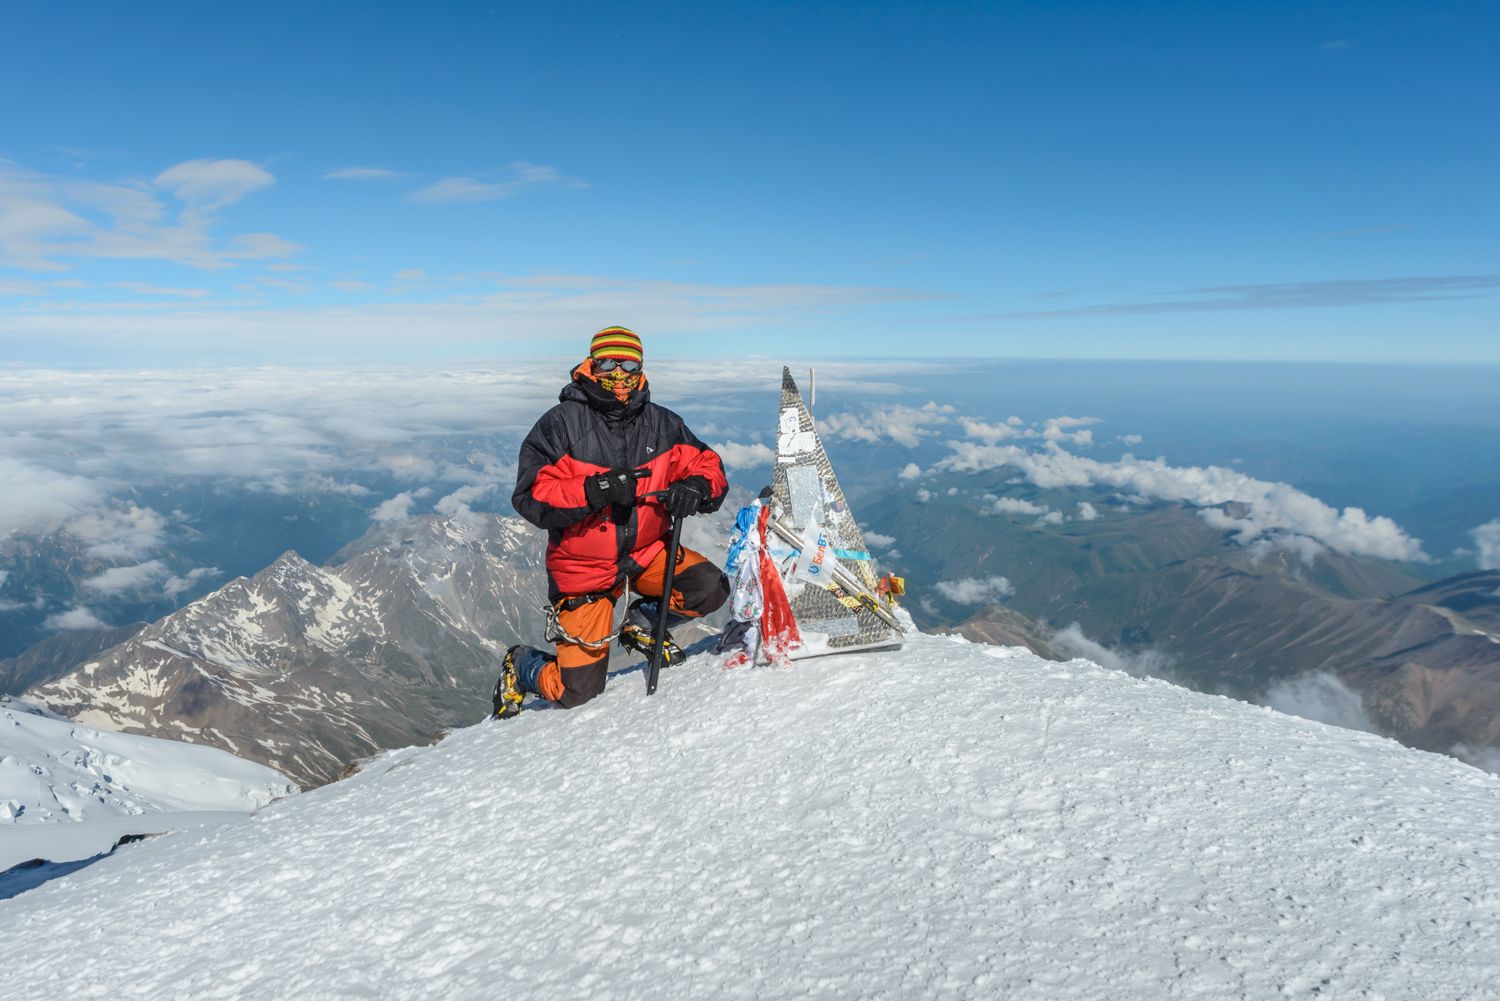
[1,1,1495,366]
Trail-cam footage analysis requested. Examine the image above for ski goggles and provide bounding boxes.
[593,357,642,374]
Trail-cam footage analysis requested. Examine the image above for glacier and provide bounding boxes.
[0,699,295,872]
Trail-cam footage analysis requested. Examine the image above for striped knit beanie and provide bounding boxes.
[589,325,643,363]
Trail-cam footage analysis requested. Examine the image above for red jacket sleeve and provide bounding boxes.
[511,408,604,530]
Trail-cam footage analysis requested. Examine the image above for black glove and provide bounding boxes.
[662,476,710,518]
[584,468,644,510]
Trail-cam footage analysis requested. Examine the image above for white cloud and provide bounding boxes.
[934,576,1014,605]
[914,489,932,503]
[1471,519,1500,570]
[323,167,407,181]
[1262,672,1375,733]
[1038,510,1065,525]
[937,441,1426,563]
[1451,743,1500,776]
[818,403,955,448]
[0,158,297,271]
[393,268,428,282]
[64,505,169,561]
[0,457,109,538]
[713,441,775,468]
[329,279,375,292]
[372,492,416,524]
[958,417,1028,444]
[154,158,274,212]
[81,559,169,595]
[1120,434,1143,446]
[1052,623,1174,678]
[898,462,922,481]
[43,606,109,631]
[862,531,896,549]
[1076,502,1098,521]
[988,496,1048,517]
[164,566,220,599]
[1043,416,1101,446]
[436,484,496,512]
[1245,532,1328,566]
[407,162,585,204]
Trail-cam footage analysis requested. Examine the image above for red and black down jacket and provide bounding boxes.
[512,367,728,598]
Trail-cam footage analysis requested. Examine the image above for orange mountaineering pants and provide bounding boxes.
[534,544,729,708]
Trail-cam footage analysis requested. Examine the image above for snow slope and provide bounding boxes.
[2,633,1498,1000]
[1,699,295,869]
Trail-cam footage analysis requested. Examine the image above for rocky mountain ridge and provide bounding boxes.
[29,514,551,786]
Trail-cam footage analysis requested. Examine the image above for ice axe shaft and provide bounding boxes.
[646,515,685,696]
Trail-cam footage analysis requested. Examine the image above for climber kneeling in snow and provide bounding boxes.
[493,325,730,719]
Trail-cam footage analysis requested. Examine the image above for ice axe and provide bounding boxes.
[645,514,685,696]
[638,485,691,696]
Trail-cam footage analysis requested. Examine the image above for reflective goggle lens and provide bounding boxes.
[595,357,641,374]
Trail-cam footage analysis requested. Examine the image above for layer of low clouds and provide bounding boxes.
[934,575,1014,605]
[938,440,1426,563]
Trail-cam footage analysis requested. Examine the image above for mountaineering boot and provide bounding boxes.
[618,597,685,666]
[492,646,526,720]
[618,623,684,666]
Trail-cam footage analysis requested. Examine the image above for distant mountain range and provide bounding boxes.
[12,475,1496,784]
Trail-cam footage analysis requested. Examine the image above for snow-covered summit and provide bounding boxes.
[4,633,1497,1000]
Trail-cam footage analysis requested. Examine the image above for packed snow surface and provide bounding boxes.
[3,633,1498,1000]
[0,701,296,869]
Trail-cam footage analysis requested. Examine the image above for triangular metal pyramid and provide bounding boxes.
[769,367,902,656]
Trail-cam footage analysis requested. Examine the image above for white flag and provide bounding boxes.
[792,520,835,584]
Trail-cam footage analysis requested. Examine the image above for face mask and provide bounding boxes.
[597,367,640,402]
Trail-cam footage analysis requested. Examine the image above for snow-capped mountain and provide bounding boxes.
[28,514,551,787]
[1,697,293,871]
[3,632,1496,999]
